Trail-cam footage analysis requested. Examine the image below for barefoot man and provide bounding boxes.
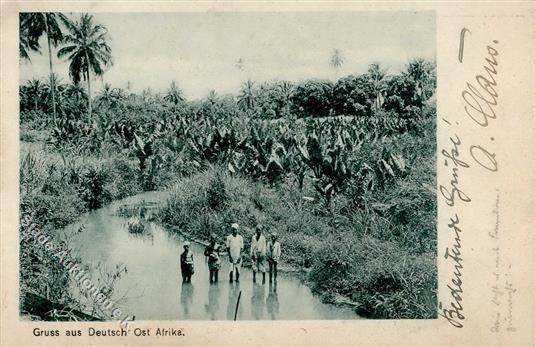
[250,224,267,284]
[226,223,244,283]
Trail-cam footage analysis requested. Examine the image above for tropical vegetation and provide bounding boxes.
[19,12,437,320]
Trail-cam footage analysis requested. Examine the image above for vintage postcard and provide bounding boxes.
[0,1,533,346]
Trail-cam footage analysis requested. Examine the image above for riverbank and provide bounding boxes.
[20,108,437,319]
[156,165,436,318]
[64,197,360,320]
[114,190,363,313]
[19,139,171,318]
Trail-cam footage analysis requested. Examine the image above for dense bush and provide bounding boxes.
[291,79,334,118]
[251,81,294,119]
[309,234,436,319]
[20,110,49,130]
[206,173,229,210]
[18,145,149,305]
[383,74,424,118]
[331,74,375,117]
[20,58,437,319]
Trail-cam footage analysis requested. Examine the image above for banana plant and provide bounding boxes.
[133,132,154,171]
[298,131,354,205]
[234,127,288,184]
[374,147,407,187]
[189,126,247,163]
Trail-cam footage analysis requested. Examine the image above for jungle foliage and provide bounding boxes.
[20,20,436,319]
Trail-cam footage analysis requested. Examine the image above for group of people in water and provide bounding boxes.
[180,222,282,284]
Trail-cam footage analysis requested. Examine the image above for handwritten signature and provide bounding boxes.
[439,33,500,328]
[439,135,471,207]
[438,214,464,328]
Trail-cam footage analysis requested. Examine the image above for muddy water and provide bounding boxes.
[65,191,359,320]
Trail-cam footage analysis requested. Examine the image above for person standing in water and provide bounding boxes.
[226,223,244,283]
[267,232,281,283]
[204,233,221,283]
[180,241,194,283]
[250,224,267,284]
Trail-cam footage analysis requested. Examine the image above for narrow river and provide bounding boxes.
[64,191,359,320]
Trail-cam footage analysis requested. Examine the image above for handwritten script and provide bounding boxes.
[438,34,499,328]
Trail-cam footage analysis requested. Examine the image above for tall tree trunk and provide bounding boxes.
[85,60,92,121]
[374,92,382,114]
[45,20,57,125]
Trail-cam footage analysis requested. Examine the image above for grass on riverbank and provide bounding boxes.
[19,108,436,320]
[19,140,148,311]
[158,165,436,319]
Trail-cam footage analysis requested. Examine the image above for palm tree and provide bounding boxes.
[141,88,153,103]
[330,49,344,79]
[235,58,244,71]
[206,90,218,104]
[19,14,41,61]
[64,82,87,101]
[112,88,127,104]
[237,80,256,111]
[95,83,126,109]
[23,78,47,112]
[96,83,114,108]
[44,73,69,115]
[277,81,294,104]
[62,82,88,111]
[163,81,185,105]
[276,81,294,116]
[22,12,68,124]
[368,63,388,113]
[406,58,434,99]
[58,13,112,121]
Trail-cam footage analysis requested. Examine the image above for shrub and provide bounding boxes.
[79,166,111,209]
[20,110,50,130]
[309,234,436,319]
[22,190,85,230]
[128,218,145,234]
[291,79,333,118]
[331,74,375,117]
[105,157,142,200]
[206,173,229,210]
[383,74,425,125]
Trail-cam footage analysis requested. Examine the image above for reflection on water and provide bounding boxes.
[266,281,279,320]
[205,284,221,320]
[251,283,265,320]
[180,283,194,319]
[66,191,359,320]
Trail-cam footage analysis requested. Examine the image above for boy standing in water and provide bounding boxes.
[267,232,281,282]
[226,223,244,283]
[180,241,194,283]
[204,234,221,283]
[250,224,267,284]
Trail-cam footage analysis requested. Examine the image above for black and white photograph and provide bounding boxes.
[18,11,437,322]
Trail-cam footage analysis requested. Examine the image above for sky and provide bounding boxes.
[20,11,436,100]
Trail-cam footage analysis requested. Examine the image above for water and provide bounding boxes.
[65,191,359,320]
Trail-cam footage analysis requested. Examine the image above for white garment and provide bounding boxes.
[268,241,281,262]
[226,234,244,261]
[229,259,242,274]
[250,234,267,258]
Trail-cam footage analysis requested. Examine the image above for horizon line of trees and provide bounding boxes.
[20,58,436,124]
[20,12,436,127]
